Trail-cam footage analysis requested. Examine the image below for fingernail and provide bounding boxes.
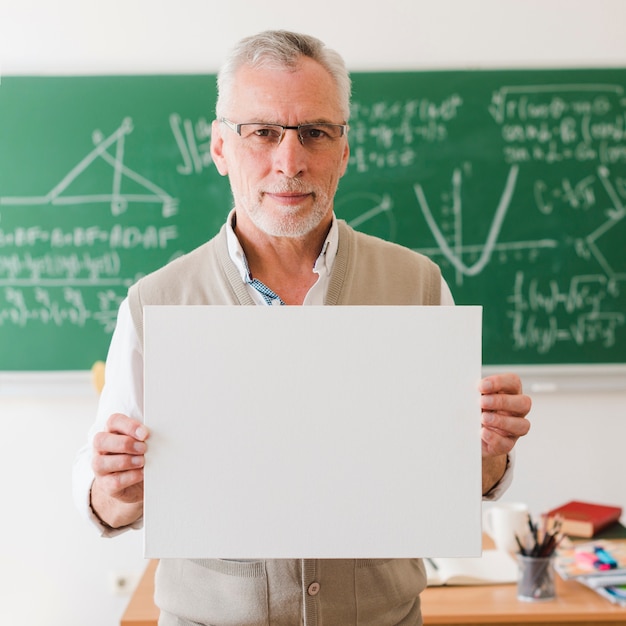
[136,426,148,440]
[134,441,146,453]
[131,456,144,466]
[481,379,494,392]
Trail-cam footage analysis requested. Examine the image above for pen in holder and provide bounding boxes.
[517,554,556,601]
[515,514,561,602]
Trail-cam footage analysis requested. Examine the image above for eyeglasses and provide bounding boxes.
[220,118,348,151]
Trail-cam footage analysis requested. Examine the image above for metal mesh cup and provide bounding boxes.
[517,555,556,601]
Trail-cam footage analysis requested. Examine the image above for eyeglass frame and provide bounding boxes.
[219,117,349,148]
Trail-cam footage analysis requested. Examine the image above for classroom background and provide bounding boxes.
[1,1,625,624]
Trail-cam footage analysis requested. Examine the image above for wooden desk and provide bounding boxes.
[422,574,626,625]
[121,558,626,626]
[121,560,159,626]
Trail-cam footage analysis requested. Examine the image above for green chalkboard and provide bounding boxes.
[1,70,625,370]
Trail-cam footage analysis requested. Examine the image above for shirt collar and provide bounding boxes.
[225,208,338,283]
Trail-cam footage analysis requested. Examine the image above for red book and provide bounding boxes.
[544,500,623,538]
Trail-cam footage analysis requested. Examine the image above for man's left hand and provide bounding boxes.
[480,373,531,457]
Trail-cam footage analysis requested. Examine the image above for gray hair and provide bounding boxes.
[215,30,352,121]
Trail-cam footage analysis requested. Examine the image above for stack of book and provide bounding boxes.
[554,539,626,606]
[543,500,623,538]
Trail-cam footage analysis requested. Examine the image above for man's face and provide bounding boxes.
[211,57,350,241]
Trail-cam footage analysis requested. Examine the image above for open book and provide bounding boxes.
[425,550,518,586]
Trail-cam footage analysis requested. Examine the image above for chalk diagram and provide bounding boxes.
[338,192,396,242]
[341,163,625,355]
[341,163,624,290]
[0,117,178,220]
[583,166,626,286]
[337,78,626,357]
[340,165,559,286]
[343,81,626,293]
[414,164,549,286]
[417,166,623,288]
[0,118,179,331]
[412,164,625,289]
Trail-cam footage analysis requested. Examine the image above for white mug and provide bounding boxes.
[483,502,529,553]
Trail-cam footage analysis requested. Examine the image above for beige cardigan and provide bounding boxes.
[128,219,441,626]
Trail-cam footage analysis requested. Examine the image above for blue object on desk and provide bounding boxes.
[595,547,618,569]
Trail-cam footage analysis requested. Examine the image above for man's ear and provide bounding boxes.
[210,119,229,176]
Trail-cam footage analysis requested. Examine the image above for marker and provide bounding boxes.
[595,547,618,569]
[576,551,599,568]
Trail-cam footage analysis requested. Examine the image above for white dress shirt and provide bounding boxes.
[72,212,512,535]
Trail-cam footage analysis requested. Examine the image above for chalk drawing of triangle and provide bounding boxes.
[0,117,178,218]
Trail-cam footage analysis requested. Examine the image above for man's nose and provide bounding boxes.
[273,128,306,178]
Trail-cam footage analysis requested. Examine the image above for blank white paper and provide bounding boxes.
[143,305,482,559]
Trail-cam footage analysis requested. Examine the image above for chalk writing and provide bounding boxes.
[414,165,526,281]
[489,84,626,165]
[1,287,90,328]
[0,119,180,336]
[348,95,463,173]
[2,73,624,367]
[170,113,213,175]
[0,225,178,250]
[340,80,625,361]
[508,271,625,354]
[0,252,121,284]
[1,117,179,218]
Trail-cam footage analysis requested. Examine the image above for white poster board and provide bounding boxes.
[144,305,482,559]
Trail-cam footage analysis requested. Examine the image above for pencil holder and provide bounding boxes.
[517,554,556,601]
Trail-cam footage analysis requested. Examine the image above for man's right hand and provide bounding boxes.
[90,413,149,529]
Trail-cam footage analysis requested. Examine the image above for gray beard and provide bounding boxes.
[236,182,332,239]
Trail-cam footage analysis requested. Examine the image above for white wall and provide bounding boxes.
[0,380,141,626]
[3,0,626,75]
[1,1,625,625]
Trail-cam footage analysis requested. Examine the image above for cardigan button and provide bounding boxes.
[307,581,321,596]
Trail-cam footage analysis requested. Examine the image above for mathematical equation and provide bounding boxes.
[0,110,194,342]
[0,244,145,333]
[170,113,213,175]
[0,286,122,333]
[0,221,180,330]
[0,251,121,283]
[507,271,625,354]
[348,95,463,173]
[1,73,624,366]
[0,221,184,334]
[489,84,626,165]
[0,224,178,250]
[345,83,626,174]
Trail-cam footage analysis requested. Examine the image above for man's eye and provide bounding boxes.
[253,126,281,139]
[302,127,326,140]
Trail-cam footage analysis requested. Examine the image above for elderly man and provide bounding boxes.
[74,30,531,626]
